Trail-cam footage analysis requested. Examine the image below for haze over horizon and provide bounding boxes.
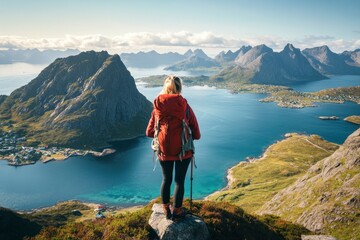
[1,0,360,56]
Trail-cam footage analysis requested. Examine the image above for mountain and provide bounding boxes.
[0,51,152,148]
[213,44,327,85]
[215,46,252,65]
[164,48,220,71]
[302,46,360,75]
[0,48,80,64]
[234,44,272,67]
[119,50,185,68]
[259,128,360,238]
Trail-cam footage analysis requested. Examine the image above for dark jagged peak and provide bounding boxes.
[282,43,298,52]
[280,43,304,59]
[0,51,152,148]
[237,45,252,56]
[235,44,273,67]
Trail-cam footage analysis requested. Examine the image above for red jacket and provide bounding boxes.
[146,94,201,161]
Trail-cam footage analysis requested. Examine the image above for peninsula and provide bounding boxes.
[207,129,360,239]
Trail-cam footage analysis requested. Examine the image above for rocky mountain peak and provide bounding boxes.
[235,44,272,67]
[192,49,210,59]
[0,51,152,148]
[184,49,194,57]
[281,43,302,57]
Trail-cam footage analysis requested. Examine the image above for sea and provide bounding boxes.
[0,63,359,210]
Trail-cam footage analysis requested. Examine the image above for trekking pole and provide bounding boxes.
[190,156,194,212]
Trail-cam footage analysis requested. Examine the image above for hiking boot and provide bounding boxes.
[162,203,172,220]
[171,207,189,221]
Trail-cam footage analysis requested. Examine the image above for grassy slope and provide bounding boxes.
[207,133,339,213]
[30,199,310,240]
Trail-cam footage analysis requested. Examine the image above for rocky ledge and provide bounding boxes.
[148,203,209,240]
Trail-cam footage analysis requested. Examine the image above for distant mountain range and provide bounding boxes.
[0,51,152,148]
[120,50,185,68]
[213,44,328,84]
[302,46,360,75]
[164,49,220,71]
[0,48,80,64]
[117,44,360,85]
[2,46,360,82]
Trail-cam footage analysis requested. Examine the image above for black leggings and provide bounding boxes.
[159,158,191,208]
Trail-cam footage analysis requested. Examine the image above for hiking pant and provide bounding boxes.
[159,158,191,208]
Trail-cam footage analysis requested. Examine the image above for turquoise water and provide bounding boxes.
[0,84,359,210]
[0,64,359,210]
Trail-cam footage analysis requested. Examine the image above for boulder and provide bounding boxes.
[148,204,209,240]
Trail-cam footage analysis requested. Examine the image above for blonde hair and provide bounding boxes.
[160,75,182,94]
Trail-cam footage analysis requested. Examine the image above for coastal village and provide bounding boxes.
[0,128,115,166]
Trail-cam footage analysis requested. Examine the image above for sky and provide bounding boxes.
[0,0,359,56]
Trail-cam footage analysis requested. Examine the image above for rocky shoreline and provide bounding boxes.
[1,146,116,166]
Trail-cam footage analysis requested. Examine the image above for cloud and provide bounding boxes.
[0,32,359,55]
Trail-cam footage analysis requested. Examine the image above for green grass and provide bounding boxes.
[207,133,339,213]
[31,199,310,240]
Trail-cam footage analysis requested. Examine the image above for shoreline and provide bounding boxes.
[204,132,316,201]
[0,147,117,166]
[17,199,145,220]
[6,132,336,213]
[205,148,271,200]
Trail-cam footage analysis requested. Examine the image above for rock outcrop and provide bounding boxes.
[148,204,209,240]
[259,128,360,238]
[0,51,152,148]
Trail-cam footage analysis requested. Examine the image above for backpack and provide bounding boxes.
[152,107,195,161]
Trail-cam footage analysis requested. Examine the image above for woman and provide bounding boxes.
[146,75,201,220]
